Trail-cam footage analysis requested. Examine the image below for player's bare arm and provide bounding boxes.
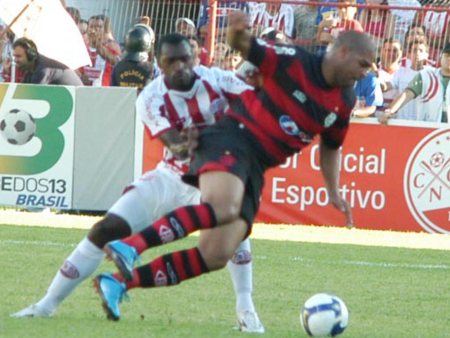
[226,11,252,60]
[159,129,190,160]
[319,138,353,227]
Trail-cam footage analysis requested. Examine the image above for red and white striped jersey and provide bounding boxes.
[136,65,253,175]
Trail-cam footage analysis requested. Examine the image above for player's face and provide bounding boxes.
[159,41,195,90]
[13,46,32,70]
[336,49,375,87]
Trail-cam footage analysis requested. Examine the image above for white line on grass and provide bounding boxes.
[0,239,75,247]
[255,255,450,270]
[3,240,448,271]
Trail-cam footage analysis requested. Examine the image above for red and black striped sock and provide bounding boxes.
[125,247,209,288]
[122,203,217,254]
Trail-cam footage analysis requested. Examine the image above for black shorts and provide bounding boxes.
[183,116,273,230]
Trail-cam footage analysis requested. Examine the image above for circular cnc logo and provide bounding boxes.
[404,128,450,234]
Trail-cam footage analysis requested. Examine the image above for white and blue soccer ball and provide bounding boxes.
[0,108,36,145]
[300,293,349,337]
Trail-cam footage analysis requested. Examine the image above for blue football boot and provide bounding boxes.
[93,273,127,321]
[104,240,140,281]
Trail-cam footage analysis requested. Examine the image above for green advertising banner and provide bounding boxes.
[0,84,75,209]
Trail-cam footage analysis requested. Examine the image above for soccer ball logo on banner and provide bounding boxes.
[300,293,349,337]
[0,108,36,145]
[404,128,450,234]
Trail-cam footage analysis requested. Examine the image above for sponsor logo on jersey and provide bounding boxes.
[404,128,450,233]
[154,270,168,286]
[279,115,313,143]
[60,260,80,279]
[324,113,337,128]
[170,217,185,238]
[279,115,300,136]
[292,90,307,104]
[159,224,175,243]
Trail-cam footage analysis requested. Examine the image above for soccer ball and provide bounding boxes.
[0,108,36,145]
[300,293,349,337]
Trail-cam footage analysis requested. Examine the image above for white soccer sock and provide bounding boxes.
[35,237,104,312]
[227,238,256,313]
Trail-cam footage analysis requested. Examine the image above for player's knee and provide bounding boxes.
[88,214,131,248]
[199,245,234,271]
[205,199,241,224]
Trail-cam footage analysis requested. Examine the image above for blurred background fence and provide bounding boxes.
[62,0,450,65]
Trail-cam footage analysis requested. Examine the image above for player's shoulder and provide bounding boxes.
[140,74,165,97]
[195,65,240,83]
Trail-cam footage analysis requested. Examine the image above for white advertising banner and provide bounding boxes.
[0,84,75,209]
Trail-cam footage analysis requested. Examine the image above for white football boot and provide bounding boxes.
[237,311,265,333]
[11,304,54,318]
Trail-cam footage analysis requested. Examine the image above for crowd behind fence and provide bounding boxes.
[0,0,449,123]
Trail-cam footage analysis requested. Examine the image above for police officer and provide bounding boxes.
[111,25,154,92]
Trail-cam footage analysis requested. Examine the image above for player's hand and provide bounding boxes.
[329,193,354,228]
[180,126,199,157]
[227,10,249,32]
[226,11,251,56]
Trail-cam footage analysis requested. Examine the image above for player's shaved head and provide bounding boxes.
[322,31,376,87]
[331,30,376,55]
[156,33,191,59]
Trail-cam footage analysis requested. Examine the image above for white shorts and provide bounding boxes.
[108,166,201,233]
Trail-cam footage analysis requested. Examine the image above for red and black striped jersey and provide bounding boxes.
[228,38,356,164]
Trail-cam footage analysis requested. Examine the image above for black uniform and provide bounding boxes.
[22,55,83,86]
[110,59,152,91]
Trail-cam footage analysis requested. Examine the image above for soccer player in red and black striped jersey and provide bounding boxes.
[93,11,376,326]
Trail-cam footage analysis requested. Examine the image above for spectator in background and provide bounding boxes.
[0,25,18,82]
[175,17,197,36]
[352,69,384,117]
[316,0,365,25]
[136,15,151,26]
[111,25,154,93]
[13,37,82,85]
[223,48,243,71]
[197,0,249,34]
[415,1,450,64]
[359,0,395,47]
[249,2,296,40]
[377,38,403,110]
[294,0,319,50]
[211,41,230,68]
[316,0,363,52]
[403,23,440,64]
[197,1,250,66]
[379,42,450,124]
[388,0,421,44]
[78,19,88,44]
[186,35,203,66]
[382,39,433,120]
[66,6,81,26]
[81,15,121,86]
[66,7,88,46]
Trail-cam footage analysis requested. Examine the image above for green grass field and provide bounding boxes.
[2,224,450,338]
